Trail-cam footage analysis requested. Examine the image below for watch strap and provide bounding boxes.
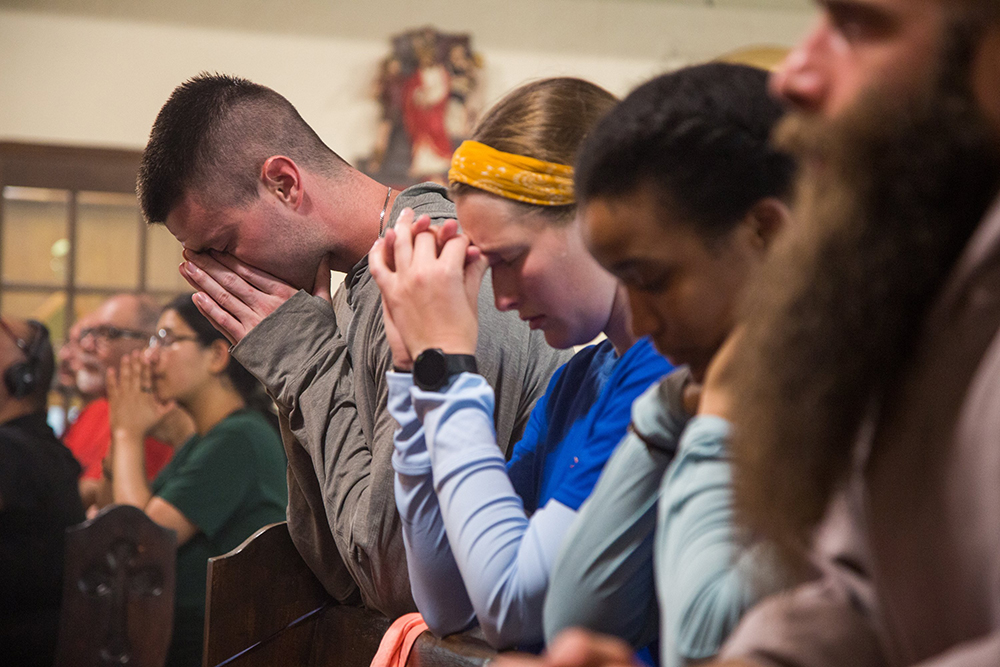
[413,348,478,391]
[443,354,478,377]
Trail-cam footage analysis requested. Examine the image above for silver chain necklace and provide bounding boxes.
[378,186,393,237]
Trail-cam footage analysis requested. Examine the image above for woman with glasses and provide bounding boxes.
[104,293,287,667]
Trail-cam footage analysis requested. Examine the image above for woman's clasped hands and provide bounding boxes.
[106,350,176,441]
[368,208,489,371]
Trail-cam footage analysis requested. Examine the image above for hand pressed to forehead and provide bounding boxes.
[179,248,331,346]
[368,208,488,367]
[379,212,467,271]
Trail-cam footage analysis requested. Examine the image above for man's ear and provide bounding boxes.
[261,156,304,209]
[207,339,231,375]
[742,197,791,254]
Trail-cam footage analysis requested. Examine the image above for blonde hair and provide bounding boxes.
[450,77,617,221]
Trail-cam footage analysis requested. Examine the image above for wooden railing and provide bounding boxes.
[204,522,496,667]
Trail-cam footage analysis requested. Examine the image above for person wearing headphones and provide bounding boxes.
[0,318,85,667]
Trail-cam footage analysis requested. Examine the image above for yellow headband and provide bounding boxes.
[448,140,575,207]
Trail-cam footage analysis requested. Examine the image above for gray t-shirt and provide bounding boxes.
[234,182,571,617]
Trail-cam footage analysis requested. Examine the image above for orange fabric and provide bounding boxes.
[63,398,174,481]
[370,613,430,667]
[449,140,575,206]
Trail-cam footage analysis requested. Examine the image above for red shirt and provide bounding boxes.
[62,398,173,481]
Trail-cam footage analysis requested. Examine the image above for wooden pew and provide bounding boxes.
[54,504,177,667]
[203,522,496,667]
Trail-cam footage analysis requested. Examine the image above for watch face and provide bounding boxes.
[415,349,448,389]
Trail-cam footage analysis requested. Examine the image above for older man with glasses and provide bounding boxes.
[63,294,192,509]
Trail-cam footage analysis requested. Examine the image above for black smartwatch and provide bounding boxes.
[413,348,478,391]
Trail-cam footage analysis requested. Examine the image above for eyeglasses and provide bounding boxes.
[148,329,200,349]
[79,325,150,346]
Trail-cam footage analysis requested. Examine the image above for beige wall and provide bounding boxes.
[0,4,814,161]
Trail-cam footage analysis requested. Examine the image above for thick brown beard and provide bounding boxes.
[724,37,1000,569]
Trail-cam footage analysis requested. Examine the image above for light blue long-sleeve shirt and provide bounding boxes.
[656,415,770,665]
[389,370,577,647]
[545,370,780,667]
[387,340,670,649]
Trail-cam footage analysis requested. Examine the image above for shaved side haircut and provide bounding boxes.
[137,73,347,224]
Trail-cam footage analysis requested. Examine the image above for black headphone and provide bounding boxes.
[3,320,49,399]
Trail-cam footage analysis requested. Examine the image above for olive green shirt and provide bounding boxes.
[152,409,287,666]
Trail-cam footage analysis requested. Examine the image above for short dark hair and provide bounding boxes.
[576,63,795,238]
[137,73,347,224]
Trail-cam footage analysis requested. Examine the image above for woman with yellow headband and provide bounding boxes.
[368,78,672,650]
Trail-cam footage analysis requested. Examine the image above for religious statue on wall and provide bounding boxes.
[361,27,483,187]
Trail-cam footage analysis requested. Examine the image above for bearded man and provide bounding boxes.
[706,0,1000,664]
[499,1,1000,666]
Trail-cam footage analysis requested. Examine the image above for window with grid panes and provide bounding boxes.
[0,142,188,417]
[0,142,187,337]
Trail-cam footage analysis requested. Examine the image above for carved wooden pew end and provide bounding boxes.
[54,504,177,667]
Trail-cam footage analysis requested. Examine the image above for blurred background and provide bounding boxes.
[0,0,813,343]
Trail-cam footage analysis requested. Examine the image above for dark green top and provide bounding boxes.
[152,408,287,666]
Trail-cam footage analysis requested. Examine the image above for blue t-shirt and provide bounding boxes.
[507,338,672,514]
